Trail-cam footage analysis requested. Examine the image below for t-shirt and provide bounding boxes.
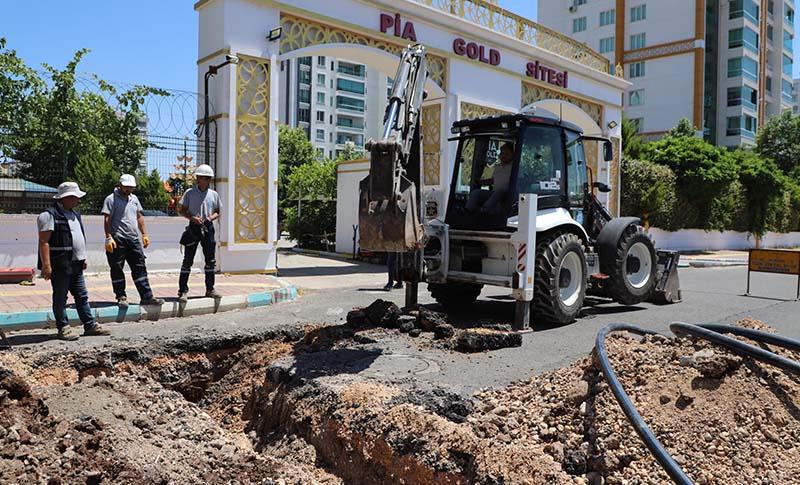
[101,189,142,240]
[492,162,513,192]
[37,204,87,262]
[179,188,221,220]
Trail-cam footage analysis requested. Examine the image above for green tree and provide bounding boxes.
[620,158,677,229]
[0,38,44,162]
[73,152,119,213]
[135,169,170,211]
[278,125,316,221]
[2,41,163,191]
[730,149,786,238]
[643,133,739,230]
[755,110,800,176]
[621,119,645,159]
[666,117,697,138]
[284,159,337,248]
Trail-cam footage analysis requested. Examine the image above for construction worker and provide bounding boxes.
[177,164,221,302]
[37,182,111,341]
[102,174,164,308]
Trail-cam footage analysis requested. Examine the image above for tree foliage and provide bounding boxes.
[620,158,677,230]
[667,117,697,138]
[620,119,645,160]
[755,110,800,176]
[278,125,317,222]
[73,152,118,213]
[284,159,337,248]
[730,149,787,237]
[135,169,170,211]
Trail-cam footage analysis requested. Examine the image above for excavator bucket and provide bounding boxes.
[649,250,681,304]
[358,175,423,252]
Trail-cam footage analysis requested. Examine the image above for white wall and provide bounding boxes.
[649,228,800,251]
[1,214,213,274]
[623,53,695,134]
[335,161,370,254]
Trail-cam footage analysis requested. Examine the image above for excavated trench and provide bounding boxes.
[4,317,800,484]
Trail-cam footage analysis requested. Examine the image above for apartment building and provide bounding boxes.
[538,0,795,147]
[793,77,800,112]
[279,56,391,159]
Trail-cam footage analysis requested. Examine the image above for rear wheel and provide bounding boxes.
[533,232,588,324]
[604,225,657,305]
[428,282,483,309]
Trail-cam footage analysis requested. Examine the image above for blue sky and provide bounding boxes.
[1,0,796,93]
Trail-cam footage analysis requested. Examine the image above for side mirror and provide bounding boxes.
[593,182,612,193]
[603,140,614,162]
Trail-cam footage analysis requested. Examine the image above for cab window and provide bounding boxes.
[565,130,587,206]
[517,125,564,196]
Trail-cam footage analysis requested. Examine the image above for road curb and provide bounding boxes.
[686,260,748,268]
[0,286,298,334]
[287,247,355,261]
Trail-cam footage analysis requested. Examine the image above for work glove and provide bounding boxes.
[142,234,150,249]
[105,237,117,253]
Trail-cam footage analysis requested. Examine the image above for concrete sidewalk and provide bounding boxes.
[0,271,297,332]
[678,250,749,267]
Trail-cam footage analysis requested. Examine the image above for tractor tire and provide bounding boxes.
[604,225,657,305]
[428,282,483,309]
[533,232,588,324]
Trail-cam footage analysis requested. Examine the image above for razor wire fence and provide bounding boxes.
[0,74,217,214]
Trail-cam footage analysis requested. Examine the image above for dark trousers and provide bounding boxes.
[51,261,95,331]
[179,223,216,293]
[106,236,153,300]
[387,252,398,285]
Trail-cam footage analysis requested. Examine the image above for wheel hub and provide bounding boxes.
[558,251,583,307]
[625,242,652,289]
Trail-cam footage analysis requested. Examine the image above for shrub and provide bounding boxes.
[620,158,677,230]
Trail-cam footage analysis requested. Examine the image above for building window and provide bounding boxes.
[298,88,310,103]
[768,0,774,16]
[727,56,758,80]
[782,79,794,102]
[768,25,774,42]
[338,62,366,78]
[315,129,325,142]
[572,17,587,33]
[628,89,645,106]
[744,114,757,134]
[298,108,310,123]
[600,9,615,26]
[317,56,326,66]
[316,110,325,122]
[783,54,793,75]
[630,33,646,50]
[784,30,794,52]
[629,118,644,133]
[729,0,760,22]
[727,86,757,108]
[599,37,615,53]
[317,73,325,86]
[298,69,311,85]
[728,27,759,52]
[317,92,325,104]
[766,75,772,92]
[726,116,741,136]
[316,147,324,157]
[630,5,647,22]
[785,3,794,23]
[337,78,366,95]
[629,61,646,78]
[337,96,365,112]
[576,0,587,5]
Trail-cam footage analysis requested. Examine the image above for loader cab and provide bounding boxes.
[445,112,588,231]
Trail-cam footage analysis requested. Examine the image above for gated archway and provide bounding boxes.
[195,0,629,272]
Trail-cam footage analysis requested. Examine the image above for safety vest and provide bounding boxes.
[37,203,86,271]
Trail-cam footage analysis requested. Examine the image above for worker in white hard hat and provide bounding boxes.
[37,182,111,340]
[177,164,222,302]
[102,174,164,308]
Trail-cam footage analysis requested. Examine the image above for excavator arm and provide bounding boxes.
[358,44,428,252]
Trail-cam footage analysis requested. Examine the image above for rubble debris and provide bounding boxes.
[417,307,447,332]
[364,299,401,328]
[453,328,522,352]
[433,323,455,340]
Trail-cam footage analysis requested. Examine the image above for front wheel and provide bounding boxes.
[605,225,657,305]
[533,232,588,324]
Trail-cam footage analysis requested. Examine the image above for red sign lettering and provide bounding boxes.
[452,38,501,66]
[526,60,568,88]
[379,13,417,42]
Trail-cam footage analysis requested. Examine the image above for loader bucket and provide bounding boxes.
[358,176,423,252]
[649,250,681,304]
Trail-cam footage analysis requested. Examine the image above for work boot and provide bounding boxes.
[393,281,404,289]
[57,327,79,341]
[178,292,188,303]
[117,296,128,308]
[83,325,111,337]
[140,297,165,306]
[205,289,222,299]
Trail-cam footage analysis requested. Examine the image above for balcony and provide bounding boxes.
[410,0,610,74]
[337,63,366,78]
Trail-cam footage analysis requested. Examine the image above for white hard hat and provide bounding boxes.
[53,181,86,199]
[195,164,214,177]
[119,174,137,187]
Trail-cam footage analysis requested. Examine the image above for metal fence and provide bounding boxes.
[0,75,216,214]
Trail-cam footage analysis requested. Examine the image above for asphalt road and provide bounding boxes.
[5,256,799,396]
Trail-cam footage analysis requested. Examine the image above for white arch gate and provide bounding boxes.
[195,0,630,272]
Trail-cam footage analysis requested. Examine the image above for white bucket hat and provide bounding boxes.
[53,181,87,199]
[119,174,137,187]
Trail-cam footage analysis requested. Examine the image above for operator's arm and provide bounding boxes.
[38,230,52,280]
[104,214,112,239]
[137,212,147,236]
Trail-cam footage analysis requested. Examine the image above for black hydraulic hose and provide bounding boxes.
[670,323,800,376]
[595,324,693,485]
[597,322,800,485]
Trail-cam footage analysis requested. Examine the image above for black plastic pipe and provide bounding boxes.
[595,324,693,485]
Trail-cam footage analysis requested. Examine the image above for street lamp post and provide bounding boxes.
[203,54,239,168]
